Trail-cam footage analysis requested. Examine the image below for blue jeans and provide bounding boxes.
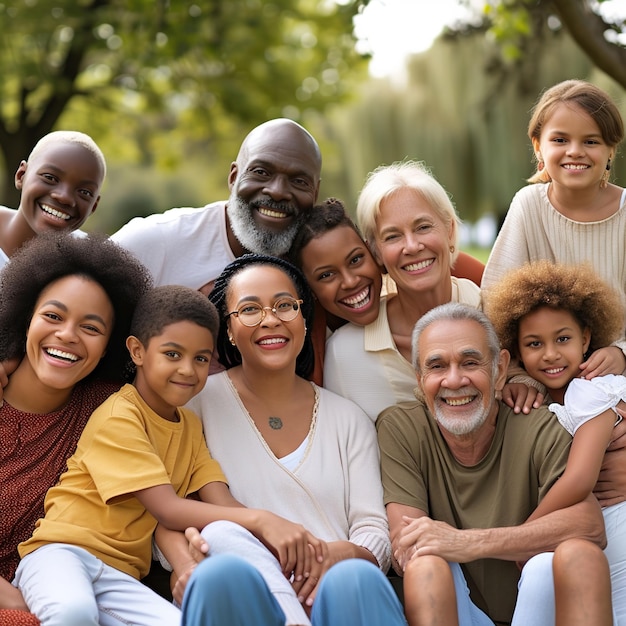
[182,555,407,626]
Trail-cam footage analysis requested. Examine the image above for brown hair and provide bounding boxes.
[527,79,624,184]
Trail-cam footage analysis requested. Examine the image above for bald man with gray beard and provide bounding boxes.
[111,119,321,296]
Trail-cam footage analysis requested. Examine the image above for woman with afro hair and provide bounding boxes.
[0,232,151,625]
[484,259,626,624]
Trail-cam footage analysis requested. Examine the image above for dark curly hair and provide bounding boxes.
[484,260,624,359]
[287,197,363,268]
[131,285,219,344]
[0,232,153,382]
[209,254,315,378]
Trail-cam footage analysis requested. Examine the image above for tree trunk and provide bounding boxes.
[0,132,41,209]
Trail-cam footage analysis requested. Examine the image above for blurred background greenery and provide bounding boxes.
[0,0,624,256]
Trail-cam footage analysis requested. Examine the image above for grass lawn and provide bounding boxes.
[462,245,491,265]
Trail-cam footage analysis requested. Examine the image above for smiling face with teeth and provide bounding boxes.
[17,274,114,406]
[299,224,383,326]
[225,119,321,257]
[417,318,508,438]
[226,265,306,374]
[373,187,455,302]
[15,141,104,236]
[518,306,591,403]
[532,102,614,195]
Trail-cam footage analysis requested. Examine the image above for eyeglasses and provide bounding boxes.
[226,297,304,327]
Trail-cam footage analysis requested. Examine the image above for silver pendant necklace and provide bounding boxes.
[268,416,283,430]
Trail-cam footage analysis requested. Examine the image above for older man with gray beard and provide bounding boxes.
[111,118,321,295]
[377,302,612,626]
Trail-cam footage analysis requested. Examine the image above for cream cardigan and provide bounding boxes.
[482,183,626,353]
[187,371,391,572]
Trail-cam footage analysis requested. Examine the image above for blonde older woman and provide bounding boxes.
[324,161,481,422]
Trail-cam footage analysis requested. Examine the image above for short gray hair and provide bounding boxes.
[411,303,501,375]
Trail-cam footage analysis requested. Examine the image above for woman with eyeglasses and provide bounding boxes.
[156,254,405,626]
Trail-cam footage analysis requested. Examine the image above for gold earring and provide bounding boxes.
[449,245,455,254]
[600,159,611,189]
[227,333,236,346]
[601,160,611,189]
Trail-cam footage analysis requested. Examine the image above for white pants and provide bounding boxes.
[604,500,626,625]
[449,553,557,625]
[452,549,619,625]
[15,543,181,626]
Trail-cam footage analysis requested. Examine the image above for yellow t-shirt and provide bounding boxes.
[19,384,226,579]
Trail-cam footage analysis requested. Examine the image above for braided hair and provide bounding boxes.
[209,254,315,379]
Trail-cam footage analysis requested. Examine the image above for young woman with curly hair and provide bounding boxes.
[0,232,151,625]
[484,259,626,624]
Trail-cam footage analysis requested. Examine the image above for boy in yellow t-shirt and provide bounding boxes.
[15,285,321,626]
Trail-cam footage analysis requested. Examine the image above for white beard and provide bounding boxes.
[226,191,302,257]
[432,388,491,436]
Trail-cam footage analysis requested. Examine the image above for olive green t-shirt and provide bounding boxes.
[377,400,571,625]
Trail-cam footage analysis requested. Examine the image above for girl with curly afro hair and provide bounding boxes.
[485,259,623,366]
[485,259,626,620]
[0,232,151,620]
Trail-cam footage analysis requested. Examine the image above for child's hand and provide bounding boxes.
[580,347,626,379]
[169,527,210,605]
[501,382,544,414]
[256,512,327,583]
[184,526,209,564]
[171,558,199,607]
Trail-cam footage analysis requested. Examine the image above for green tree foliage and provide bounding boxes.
[457,1,626,88]
[325,27,625,230]
[0,0,367,206]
